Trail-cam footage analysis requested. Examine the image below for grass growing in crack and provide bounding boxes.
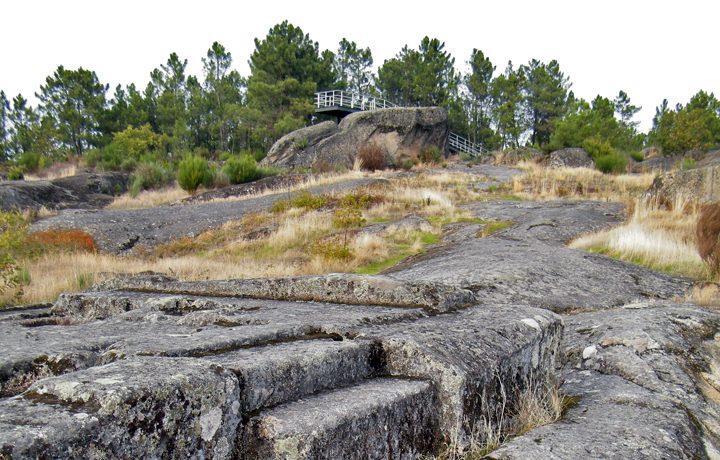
[477,220,513,237]
[437,376,575,459]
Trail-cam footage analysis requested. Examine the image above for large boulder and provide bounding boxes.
[262,107,449,169]
[264,121,339,168]
[547,148,594,168]
[646,164,720,208]
[696,149,720,168]
[630,155,678,173]
[0,171,128,212]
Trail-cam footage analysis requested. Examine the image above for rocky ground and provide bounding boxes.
[0,172,128,212]
[1,165,719,458]
[30,176,380,253]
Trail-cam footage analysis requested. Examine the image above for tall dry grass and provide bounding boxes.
[4,169,473,306]
[108,187,190,209]
[23,163,78,181]
[512,163,655,202]
[570,198,705,279]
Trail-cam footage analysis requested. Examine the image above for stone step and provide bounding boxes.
[204,337,383,413]
[242,377,439,459]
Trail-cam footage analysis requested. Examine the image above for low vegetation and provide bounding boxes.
[438,376,573,459]
[512,162,655,202]
[571,199,704,279]
[0,169,488,306]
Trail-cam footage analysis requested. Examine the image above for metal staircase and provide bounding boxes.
[314,90,486,157]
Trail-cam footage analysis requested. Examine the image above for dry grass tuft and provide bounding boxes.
[513,381,566,436]
[356,143,387,171]
[512,163,655,202]
[24,163,78,181]
[108,186,190,209]
[437,376,570,459]
[689,283,720,309]
[570,199,706,279]
[696,203,720,274]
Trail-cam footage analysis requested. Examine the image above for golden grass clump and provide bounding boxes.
[512,163,655,202]
[696,203,720,275]
[107,186,190,209]
[570,198,705,279]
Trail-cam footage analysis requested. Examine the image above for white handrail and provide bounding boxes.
[314,90,486,157]
[315,90,397,111]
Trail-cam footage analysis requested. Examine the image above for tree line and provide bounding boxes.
[1,20,719,177]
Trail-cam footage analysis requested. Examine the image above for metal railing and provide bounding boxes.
[448,132,485,157]
[314,90,486,157]
[315,90,398,111]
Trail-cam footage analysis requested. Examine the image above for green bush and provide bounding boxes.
[177,155,214,193]
[17,151,41,172]
[93,125,168,171]
[222,155,259,184]
[7,166,24,180]
[129,162,174,196]
[271,191,328,213]
[595,151,628,174]
[419,145,443,164]
[629,151,645,162]
[680,158,697,170]
[581,137,615,160]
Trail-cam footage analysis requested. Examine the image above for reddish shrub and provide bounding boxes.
[29,229,97,253]
[697,203,720,273]
[357,144,386,171]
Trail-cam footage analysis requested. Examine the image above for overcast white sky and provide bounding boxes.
[2,0,718,131]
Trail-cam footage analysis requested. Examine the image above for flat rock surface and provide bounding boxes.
[390,200,689,312]
[31,176,378,253]
[0,273,562,458]
[0,172,128,212]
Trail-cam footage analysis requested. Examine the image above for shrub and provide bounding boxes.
[120,158,138,172]
[94,125,168,171]
[222,155,259,184]
[339,192,376,210]
[594,152,628,174]
[357,144,386,171]
[582,137,615,160]
[129,162,174,196]
[629,151,645,162]
[311,159,334,173]
[177,155,214,193]
[28,229,97,252]
[294,137,309,149]
[17,151,41,172]
[0,211,28,291]
[333,206,365,245]
[697,203,720,274]
[7,166,24,180]
[271,191,328,213]
[312,241,353,261]
[398,158,415,170]
[213,170,230,188]
[680,158,697,170]
[419,145,443,164]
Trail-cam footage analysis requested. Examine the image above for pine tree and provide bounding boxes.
[36,66,107,156]
[520,59,570,147]
[334,38,374,95]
